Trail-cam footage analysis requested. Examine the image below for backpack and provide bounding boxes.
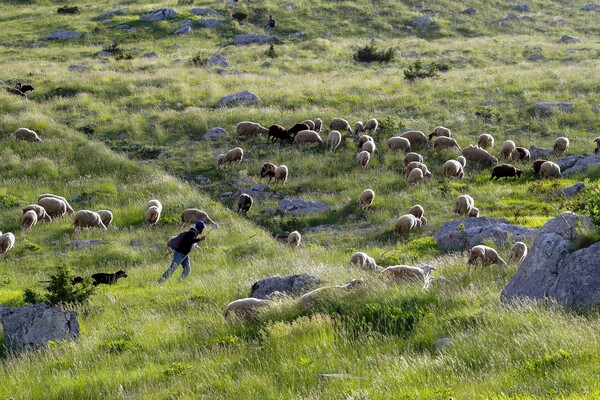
[167,231,187,250]
[268,19,276,28]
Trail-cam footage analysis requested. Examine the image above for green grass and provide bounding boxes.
[2,0,600,398]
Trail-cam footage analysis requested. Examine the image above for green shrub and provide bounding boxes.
[353,42,395,63]
[57,5,79,14]
[403,59,439,80]
[23,265,95,305]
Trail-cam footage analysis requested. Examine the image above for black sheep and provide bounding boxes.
[17,83,35,93]
[286,123,310,139]
[532,159,549,177]
[490,164,522,180]
[267,124,293,144]
[6,87,26,97]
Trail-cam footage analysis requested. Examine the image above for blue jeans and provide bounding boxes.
[158,251,191,283]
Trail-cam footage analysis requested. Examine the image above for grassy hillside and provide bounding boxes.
[1,0,600,398]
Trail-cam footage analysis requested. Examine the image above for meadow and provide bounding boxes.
[1,0,600,398]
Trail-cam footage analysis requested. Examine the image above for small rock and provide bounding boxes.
[197,19,224,29]
[514,3,530,12]
[195,176,212,185]
[529,145,553,159]
[221,192,233,197]
[178,19,193,27]
[412,15,434,27]
[530,54,545,61]
[206,54,229,68]
[202,127,228,140]
[289,31,306,39]
[190,7,218,16]
[560,35,580,43]
[234,34,282,46]
[532,46,542,51]
[143,52,159,58]
[251,184,266,192]
[124,28,136,33]
[173,44,182,49]
[441,49,454,55]
[102,19,112,24]
[563,182,586,197]
[47,30,81,40]
[115,24,130,30]
[174,25,193,35]
[559,155,600,176]
[505,13,519,20]
[462,8,477,15]
[582,4,600,11]
[535,101,575,114]
[278,197,330,216]
[500,20,511,26]
[70,240,104,249]
[140,8,179,22]
[96,51,113,58]
[402,51,421,57]
[217,90,262,107]
[97,8,129,19]
[68,65,86,71]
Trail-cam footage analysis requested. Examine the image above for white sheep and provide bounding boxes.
[468,245,507,271]
[457,156,467,168]
[14,128,43,143]
[21,210,38,232]
[357,151,370,170]
[147,199,162,211]
[394,214,422,235]
[299,279,364,309]
[477,134,495,149]
[224,298,273,320]
[508,241,528,264]
[313,118,323,133]
[294,130,323,145]
[409,205,424,219]
[217,147,244,167]
[145,206,161,226]
[301,119,316,130]
[539,161,562,179]
[428,126,451,140]
[462,145,498,166]
[353,121,364,136]
[399,131,428,148]
[553,137,570,156]
[73,210,107,231]
[363,118,379,134]
[329,118,352,134]
[361,140,376,156]
[326,130,342,152]
[594,137,600,155]
[433,136,461,152]
[180,208,219,228]
[236,121,269,137]
[274,165,288,185]
[37,197,67,218]
[22,204,51,222]
[468,207,480,218]
[359,189,375,211]
[387,137,411,152]
[287,231,301,247]
[96,210,113,227]
[405,161,433,178]
[407,168,424,185]
[443,160,464,179]
[510,147,530,162]
[501,140,516,159]
[403,152,423,167]
[380,265,437,289]
[38,194,74,215]
[0,232,16,254]
[348,252,380,271]
[357,134,373,150]
[453,195,475,217]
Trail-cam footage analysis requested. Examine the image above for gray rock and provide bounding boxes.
[115,24,130,30]
[202,127,228,140]
[221,192,233,198]
[530,54,545,61]
[124,28,136,33]
[412,15,434,27]
[102,19,112,24]
[206,54,229,68]
[70,239,104,249]
[278,197,330,216]
[173,43,182,49]
[195,176,212,185]
[0,303,79,352]
[402,51,421,57]
[217,90,262,107]
[47,30,81,40]
[191,8,218,16]
[535,101,575,114]
[97,8,129,19]
[505,13,519,20]
[252,184,266,192]
[96,51,113,58]
[532,46,542,51]
[563,182,586,197]
[178,19,193,27]
[68,65,86,71]
[501,213,600,308]
[198,19,224,29]
[117,133,127,140]
[140,8,179,22]
[143,52,159,58]
[558,155,600,176]
[249,274,324,299]
[499,19,511,26]
[174,25,193,35]
[529,145,553,159]
[234,34,282,46]
[462,8,477,15]
[582,4,600,11]
[289,31,306,39]
[514,3,530,12]
[560,35,580,43]
[434,217,538,252]
[28,41,47,47]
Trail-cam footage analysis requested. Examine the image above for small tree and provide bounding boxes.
[24,265,95,305]
[354,42,395,63]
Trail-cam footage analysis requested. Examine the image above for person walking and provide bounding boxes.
[265,14,276,34]
[158,221,206,283]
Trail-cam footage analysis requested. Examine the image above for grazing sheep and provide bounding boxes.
[217,147,244,167]
[326,130,342,152]
[180,208,218,228]
[490,164,522,180]
[353,121,364,136]
[224,298,273,320]
[348,252,380,271]
[594,137,600,155]
[457,156,467,167]
[553,137,570,156]
[21,210,38,232]
[361,140,377,155]
[468,245,507,270]
[267,124,293,144]
[274,165,288,184]
[300,119,316,130]
[381,265,437,289]
[357,151,370,169]
[501,140,516,159]
[97,210,113,227]
[387,136,411,152]
[0,232,16,254]
[539,161,562,179]
[443,160,465,179]
[409,204,424,219]
[477,134,495,149]
[287,231,301,247]
[147,199,162,211]
[236,121,269,137]
[329,118,352,134]
[468,207,480,218]
[287,123,310,139]
[508,241,528,265]
[73,210,107,231]
[403,152,423,167]
[532,159,549,177]
[407,168,424,185]
[38,194,75,215]
[145,206,161,226]
[428,126,451,141]
[16,83,34,93]
[510,147,530,162]
[399,130,428,148]
[299,279,364,308]
[453,194,475,217]
[462,145,498,166]
[22,204,51,222]
[393,214,422,235]
[37,197,67,218]
[6,87,26,97]
[294,130,323,145]
[237,192,253,214]
[359,189,375,211]
[357,134,374,150]
[363,118,379,134]
[405,161,433,178]
[433,136,461,152]
[260,162,278,182]
[313,118,323,133]
[14,128,43,143]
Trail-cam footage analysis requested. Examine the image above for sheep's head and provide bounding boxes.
[345,279,364,289]
[422,265,437,276]
[516,169,523,178]
[216,154,225,167]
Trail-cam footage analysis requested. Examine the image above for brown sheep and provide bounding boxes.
[428,126,451,141]
[399,130,428,149]
[553,137,570,156]
[37,197,67,218]
[532,159,549,177]
[468,245,507,272]
[394,214,422,235]
[403,152,423,167]
[359,189,375,211]
[73,210,107,231]
[329,118,352,134]
[490,164,522,180]
[462,145,498,166]
[21,210,38,232]
[477,134,494,149]
[237,192,253,214]
[22,204,51,222]
[433,136,461,152]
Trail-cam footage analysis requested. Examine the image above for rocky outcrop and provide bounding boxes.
[234,34,281,46]
[502,213,600,308]
[140,8,179,22]
[217,90,262,107]
[202,127,228,140]
[557,155,600,176]
[278,197,330,216]
[47,30,81,40]
[249,274,323,299]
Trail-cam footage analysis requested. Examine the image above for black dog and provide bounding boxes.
[72,270,128,286]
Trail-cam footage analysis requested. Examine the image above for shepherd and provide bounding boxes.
[265,14,276,33]
[158,221,207,283]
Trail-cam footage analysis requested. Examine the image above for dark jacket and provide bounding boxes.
[174,228,201,255]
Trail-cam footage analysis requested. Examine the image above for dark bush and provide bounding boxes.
[57,5,79,14]
[354,42,395,63]
[232,12,247,22]
[403,59,439,80]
